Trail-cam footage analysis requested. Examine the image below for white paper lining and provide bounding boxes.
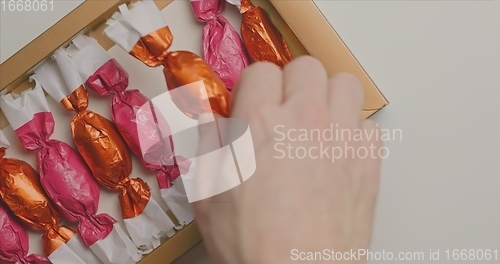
[160,177,195,226]
[104,0,167,53]
[33,60,68,103]
[0,130,10,149]
[47,241,86,264]
[89,223,142,264]
[123,198,176,253]
[226,0,241,10]
[66,234,103,264]
[68,35,111,82]
[0,85,50,130]
[104,13,141,53]
[52,48,84,94]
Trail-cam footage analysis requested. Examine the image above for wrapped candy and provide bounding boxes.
[104,0,230,118]
[0,129,89,264]
[40,49,176,253]
[190,0,249,90]
[0,133,51,264]
[0,204,51,264]
[0,86,140,264]
[63,35,195,226]
[227,0,292,67]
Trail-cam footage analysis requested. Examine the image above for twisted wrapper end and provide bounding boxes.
[130,27,173,68]
[240,0,254,14]
[60,85,89,113]
[156,156,192,189]
[41,225,75,256]
[118,177,151,219]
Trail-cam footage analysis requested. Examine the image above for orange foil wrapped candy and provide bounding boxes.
[228,0,292,67]
[40,50,176,254]
[0,133,75,260]
[104,0,230,118]
[67,35,195,226]
[0,88,137,264]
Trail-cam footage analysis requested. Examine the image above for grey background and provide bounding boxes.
[1,0,499,263]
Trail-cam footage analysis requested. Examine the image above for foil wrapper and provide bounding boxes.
[86,59,191,189]
[232,0,292,67]
[0,146,75,256]
[104,0,230,118]
[0,204,52,264]
[67,33,194,225]
[75,43,194,227]
[67,87,146,219]
[49,45,176,252]
[45,49,150,221]
[1,86,114,249]
[191,0,249,90]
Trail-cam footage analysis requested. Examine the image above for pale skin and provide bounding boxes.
[194,56,382,263]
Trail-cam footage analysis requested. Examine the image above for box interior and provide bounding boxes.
[0,0,388,263]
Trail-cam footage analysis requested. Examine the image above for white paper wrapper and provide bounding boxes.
[226,0,241,10]
[124,198,176,253]
[33,60,68,103]
[0,130,10,149]
[160,177,195,226]
[0,85,50,130]
[66,235,103,264]
[104,11,141,53]
[47,241,87,264]
[104,0,166,53]
[89,223,142,264]
[52,48,84,93]
[68,35,111,82]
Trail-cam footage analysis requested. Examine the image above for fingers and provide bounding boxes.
[352,119,383,249]
[283,56,328,101]
[328,73,364,131]
[231,62,283,119]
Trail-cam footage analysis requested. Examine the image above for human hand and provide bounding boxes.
[194,56,382,264]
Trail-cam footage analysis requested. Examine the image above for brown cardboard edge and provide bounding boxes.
[1,0,122,91]
[270,0,389,118]
[139,222,203,264]
[0,0,173,129]
[0,0,174,92]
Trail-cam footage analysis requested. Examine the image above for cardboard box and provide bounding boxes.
[0,0,388,263]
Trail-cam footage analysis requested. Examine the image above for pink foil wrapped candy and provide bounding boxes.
[67,35,195,226]
[0,84,140,264]
[41,48,176,255]
[0,204,52,264]
[0,128,95,264]
[190,0,249,90]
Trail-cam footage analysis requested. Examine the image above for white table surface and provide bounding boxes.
[1,0,499,263]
